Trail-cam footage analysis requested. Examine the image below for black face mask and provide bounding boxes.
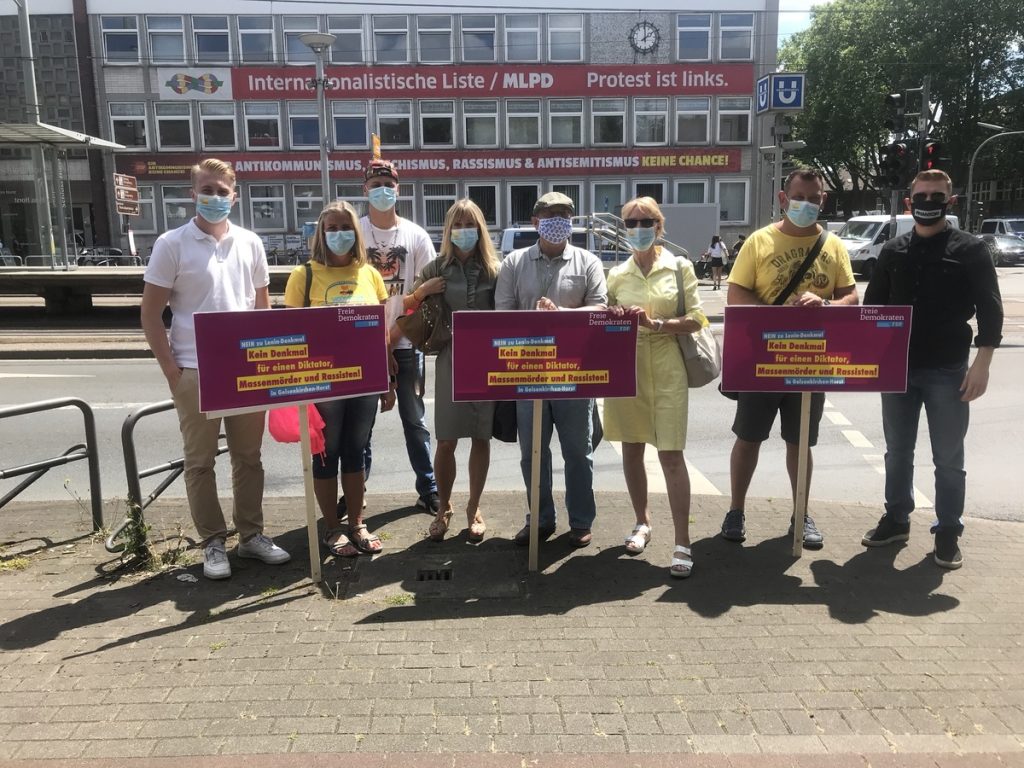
[910,199,948,226]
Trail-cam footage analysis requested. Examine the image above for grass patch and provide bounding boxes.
[0,557,30,572]
[383,593,413,606]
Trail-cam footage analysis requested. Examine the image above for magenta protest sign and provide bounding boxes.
[721,305,912,393]
[194,305,389,416]
[451,310,638,401]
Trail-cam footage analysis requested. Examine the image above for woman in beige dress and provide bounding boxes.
[410,199,499,542]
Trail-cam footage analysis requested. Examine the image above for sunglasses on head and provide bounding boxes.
[911,192,948,204]
[624,218,656,228]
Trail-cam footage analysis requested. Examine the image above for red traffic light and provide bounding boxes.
[923,140,943,170]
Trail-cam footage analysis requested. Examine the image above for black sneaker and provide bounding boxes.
[789,515,824,549]
[862,515,910,547]
[934,529,963,570]
[416,492,441,514]
[720,509,746,542]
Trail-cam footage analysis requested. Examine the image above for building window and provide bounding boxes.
[136,186,157,233]
[720,13,754,60]
[461,14,495,62]
[676,180,707,203]
[200,103,236,150]
[634,97,668,145]
[376,101,412,147]
[676,14,711,61]
[717,97,751,143]
[418,15,452,63]
[284,17,319,63]
[250,184,286,232]
[552,183,581,212]
[333,101,368,148]
[244,102,281,149]
[288,102,319,149]
[420,101,455,147]
[549,99,583,147]
[109,103,148,149]
[716,179,749,224]
[239,16,274,63]
[548,14,583,62]
[373,16,409,63]
[424,183,458,229]
[506,99,540,147]
[464,100,498,147]
[102,16,139,63]
[155,103,193,150]
[505,15,539,62]
[147,16,184,63]
[466,184,498,226]
[509,183,540,225]
[162,185,195,231]
[328,16,363,63]
[193,16,230,62]
[635,181,665,203]
[293,184,323,230]
[592,98,625,146]
[675,97,710,144]
[593,182,625,214]
[336,183,367,217]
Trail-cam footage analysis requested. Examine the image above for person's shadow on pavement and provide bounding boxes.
[0,526,312,654]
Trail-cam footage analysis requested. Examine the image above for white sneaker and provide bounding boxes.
[203,538,231,580]
[237,533,291,565]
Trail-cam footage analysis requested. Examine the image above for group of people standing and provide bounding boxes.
[141,156,1001,583]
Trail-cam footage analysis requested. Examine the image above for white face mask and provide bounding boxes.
[784,199,820,228]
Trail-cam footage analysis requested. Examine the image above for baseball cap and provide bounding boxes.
[533,191,575,215]
[365,158,399,182]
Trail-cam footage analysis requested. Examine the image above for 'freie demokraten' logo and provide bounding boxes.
[165,73,224,95]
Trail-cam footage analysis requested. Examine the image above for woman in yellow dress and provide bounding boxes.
[604,197,707,578]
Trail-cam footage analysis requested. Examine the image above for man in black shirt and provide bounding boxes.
[862,170,1003,569]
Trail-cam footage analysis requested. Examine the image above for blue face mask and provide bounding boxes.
[784,199,820,229]
[368,186,398,212]
[537,216,573,244]
[325,230,356,256]
[450,227,479,252]
[626,226,657,252]
[195,194,233,224]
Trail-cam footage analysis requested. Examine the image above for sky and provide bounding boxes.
[777,0,835,44]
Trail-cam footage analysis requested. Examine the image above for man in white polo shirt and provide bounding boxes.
[141,158,290,580]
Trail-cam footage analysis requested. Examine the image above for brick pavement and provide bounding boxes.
[1,492,1023,766]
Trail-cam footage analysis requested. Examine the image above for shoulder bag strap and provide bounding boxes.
[674,258,687,318]
[303,261,313,308]
[772,229,828,306]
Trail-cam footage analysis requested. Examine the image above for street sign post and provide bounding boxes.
[113,173,140,217]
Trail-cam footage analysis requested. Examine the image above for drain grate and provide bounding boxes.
[417,567,453,582]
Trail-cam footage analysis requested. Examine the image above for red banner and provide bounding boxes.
[233,63,754,100]
[120,147,742,181]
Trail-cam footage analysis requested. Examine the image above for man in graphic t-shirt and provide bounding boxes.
[359,158,440,513]
[720,168,858,549]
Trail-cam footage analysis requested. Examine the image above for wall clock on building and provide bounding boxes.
[629,21,661,54]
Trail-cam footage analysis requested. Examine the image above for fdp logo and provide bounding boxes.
[165,73,224,95]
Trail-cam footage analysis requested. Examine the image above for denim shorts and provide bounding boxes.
[312,394,379,478]
[732,391,826,446]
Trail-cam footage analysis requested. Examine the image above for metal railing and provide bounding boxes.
[0,398,103,531]
[106,400,227,552]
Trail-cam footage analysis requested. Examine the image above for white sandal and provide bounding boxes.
[670,545,694,579]
[624,523,652,555]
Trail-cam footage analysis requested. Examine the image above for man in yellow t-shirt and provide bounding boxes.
[721,168,858,549]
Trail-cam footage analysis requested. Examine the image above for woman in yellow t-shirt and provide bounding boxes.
[283,200,394,558]
[604,197,707,579]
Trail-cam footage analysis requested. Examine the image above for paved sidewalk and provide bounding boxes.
[1,491,1023,766]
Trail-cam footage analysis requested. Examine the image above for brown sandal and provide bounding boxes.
[428,506,453,541]
[467,511,487,542]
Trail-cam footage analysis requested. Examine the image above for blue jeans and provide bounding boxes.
[881,365,969,533]
[516,399,596,530]
[365,347,436,498]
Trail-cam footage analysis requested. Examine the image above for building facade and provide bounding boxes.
[7,0,781,255]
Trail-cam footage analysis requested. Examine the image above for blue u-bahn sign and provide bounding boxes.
[756,72,806,114]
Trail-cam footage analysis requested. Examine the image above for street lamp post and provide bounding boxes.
[965,123,1024,231]
[299,33,337,210]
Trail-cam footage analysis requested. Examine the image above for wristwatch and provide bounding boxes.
[651,319,665,332]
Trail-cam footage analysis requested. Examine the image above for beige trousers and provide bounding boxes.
[171,368,265,544]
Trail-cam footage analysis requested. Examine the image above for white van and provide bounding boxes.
[837,214,960,279]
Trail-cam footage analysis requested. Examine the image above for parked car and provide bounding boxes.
[979,218,1024,239]
[981,234,1024,267]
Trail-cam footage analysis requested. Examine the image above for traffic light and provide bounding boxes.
[880,141,912,188]
[922,139,944,170]
[884,93,906,133]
